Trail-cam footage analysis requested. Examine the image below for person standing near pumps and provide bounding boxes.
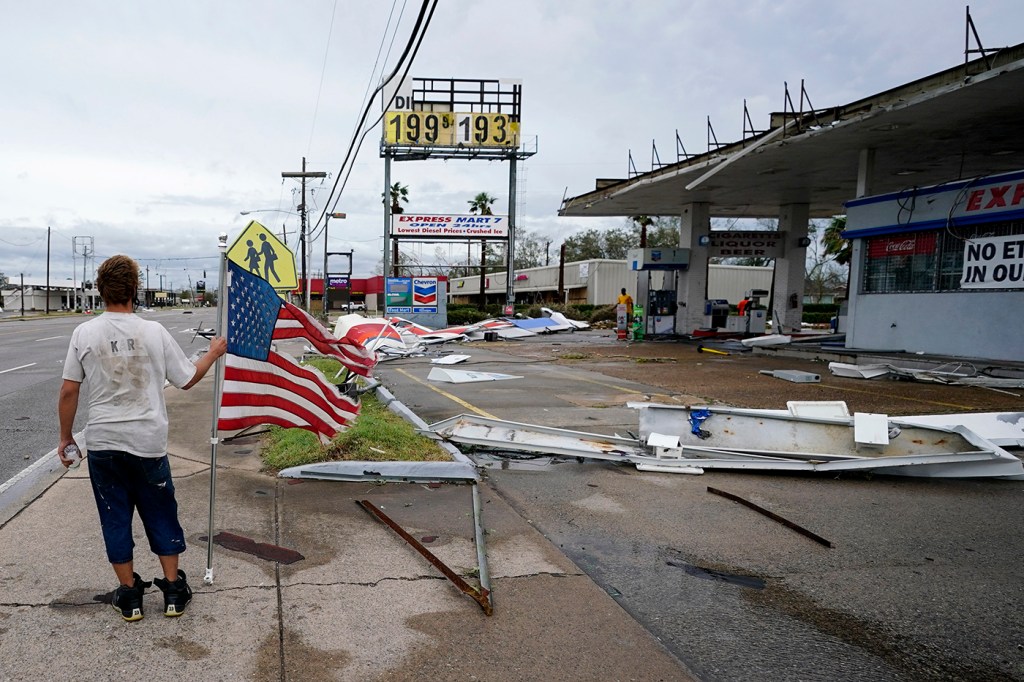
[57,254,227,622]
[617,287,634,317]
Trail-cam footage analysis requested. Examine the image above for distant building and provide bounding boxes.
[447,259,772,307]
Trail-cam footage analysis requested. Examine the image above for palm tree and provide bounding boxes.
[630,215,654,247]
[468,192,498,215]
[818,215,852,300]
[384,182,409,214]
[822,215,851,266]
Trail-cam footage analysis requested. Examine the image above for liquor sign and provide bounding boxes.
[705,232,785,259]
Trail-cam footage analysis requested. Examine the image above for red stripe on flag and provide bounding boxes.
[218,351,359,441]
[274,303,376,376]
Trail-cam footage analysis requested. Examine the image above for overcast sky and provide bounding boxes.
[3,0,1022,289]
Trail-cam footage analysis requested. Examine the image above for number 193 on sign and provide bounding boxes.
[384,111,519,148]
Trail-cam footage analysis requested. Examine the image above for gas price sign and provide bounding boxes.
[384,112,455,146]
[384,111,519,148]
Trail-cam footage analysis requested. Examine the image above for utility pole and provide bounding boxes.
[282,157,326,312]
[20,273,25,317]
[72,236,94,313]
[323,212,346,320]
[46,226,51,315]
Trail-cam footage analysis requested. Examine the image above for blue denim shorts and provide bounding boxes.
[87,450,187,564]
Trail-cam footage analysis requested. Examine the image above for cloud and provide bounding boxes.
[2,0,1022,285]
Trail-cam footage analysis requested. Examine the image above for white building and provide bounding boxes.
[1,277,91,312]
[448,259,771,308]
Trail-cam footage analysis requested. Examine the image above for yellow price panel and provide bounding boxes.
[454,112,519,147]
[383,111,455,146]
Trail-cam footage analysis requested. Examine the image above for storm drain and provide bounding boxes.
[201,532,305,565]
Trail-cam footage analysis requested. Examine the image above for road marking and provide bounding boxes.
[34,335,65,342]
[552,372,638,393]
[812,383,977,410]
[0,363,37,375]
[394,368,499,419]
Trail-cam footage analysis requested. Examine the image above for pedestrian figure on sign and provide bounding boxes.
[244,240,260,274]
[258,233,279,283]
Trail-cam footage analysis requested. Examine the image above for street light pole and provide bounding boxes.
[282,158,326,312]
[324,212,346,319]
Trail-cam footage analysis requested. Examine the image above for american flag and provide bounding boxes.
[217,261,377,442]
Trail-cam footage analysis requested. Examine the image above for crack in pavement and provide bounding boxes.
[10,571,585,610]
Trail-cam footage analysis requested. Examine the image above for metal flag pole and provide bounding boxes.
[205,232,230,585]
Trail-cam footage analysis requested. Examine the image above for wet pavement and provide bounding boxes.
[373,331,1024,681]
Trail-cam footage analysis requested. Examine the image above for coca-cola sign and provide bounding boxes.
[867,233,936,258]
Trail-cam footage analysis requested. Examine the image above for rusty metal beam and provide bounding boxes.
[357,499,493,615]
[708,486,832,548]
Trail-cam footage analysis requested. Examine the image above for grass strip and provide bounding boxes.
[260,356,450,472]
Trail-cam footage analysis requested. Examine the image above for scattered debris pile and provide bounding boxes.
[428,402,1024,480]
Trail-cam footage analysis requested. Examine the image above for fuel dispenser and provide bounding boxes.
[703,299,730,329]
[725,288,768,334]
[626,247,690,339]
[648,289,678,335]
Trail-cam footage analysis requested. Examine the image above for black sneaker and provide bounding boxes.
[153,569,193,617]
[111,573,151,622]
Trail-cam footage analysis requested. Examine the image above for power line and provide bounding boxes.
[308,0,437,241]
[306,0,340,157]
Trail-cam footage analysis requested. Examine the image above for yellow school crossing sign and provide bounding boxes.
[227,221,298,290]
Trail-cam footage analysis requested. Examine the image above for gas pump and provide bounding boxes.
[726,288,768,334]
[648,289,678,335]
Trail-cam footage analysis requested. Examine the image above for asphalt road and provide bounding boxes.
[374,336,1024,682]
[0,309,214,486]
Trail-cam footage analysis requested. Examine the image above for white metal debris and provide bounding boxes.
[427,368,524,383]
[759,369,821,383]
[431,354,472,365]
[427,403,1024,480]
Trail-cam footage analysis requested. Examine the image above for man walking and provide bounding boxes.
[58,255,226,621]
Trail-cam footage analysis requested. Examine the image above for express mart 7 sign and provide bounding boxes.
[384,111,519,148]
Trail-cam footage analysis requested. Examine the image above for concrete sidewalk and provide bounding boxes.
[0,375,693,681]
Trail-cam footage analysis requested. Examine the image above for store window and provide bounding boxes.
[862,221,1024,293]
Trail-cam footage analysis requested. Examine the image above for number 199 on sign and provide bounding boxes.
[384,112,455,146]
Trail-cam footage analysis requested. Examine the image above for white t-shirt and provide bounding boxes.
[63,313,197,458]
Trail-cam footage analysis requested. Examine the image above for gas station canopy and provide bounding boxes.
[559,44,1024,220]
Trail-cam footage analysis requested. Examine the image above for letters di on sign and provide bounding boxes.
[960,234,1024,289]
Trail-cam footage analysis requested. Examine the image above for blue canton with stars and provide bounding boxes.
[227,260,282,361]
